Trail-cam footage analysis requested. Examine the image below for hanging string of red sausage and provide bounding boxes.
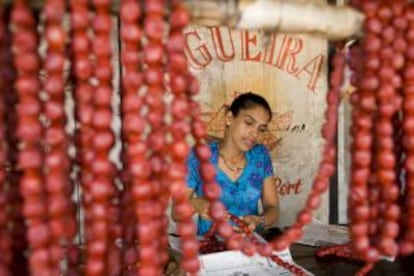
[349,1,385,268]
[43,0,77,273]
[11,0,53,275]
[0,5,13,275]
[68,0,95,273]
[119,0,157,274]
[85,0,117,274]
[134,1,175,274]
[119,0,142,273]
[1,4,29,275]
[167,1,202,274]
[400,3,414,256]
[372,1,403,260]
[145,0,177,272]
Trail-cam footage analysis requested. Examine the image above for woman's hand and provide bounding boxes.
[191,197,211,220]
[234,215,263,232]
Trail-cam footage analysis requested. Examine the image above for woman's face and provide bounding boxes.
[227,105,270,152]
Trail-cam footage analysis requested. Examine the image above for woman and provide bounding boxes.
[174,92,279,235]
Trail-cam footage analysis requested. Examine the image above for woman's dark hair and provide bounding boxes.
[229,92,272,120]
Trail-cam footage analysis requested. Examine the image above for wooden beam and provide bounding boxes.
[3,0,364,41]
[186,0,364,41]
[235,0,364,40]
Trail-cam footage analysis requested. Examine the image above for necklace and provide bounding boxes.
[219,153,246,172]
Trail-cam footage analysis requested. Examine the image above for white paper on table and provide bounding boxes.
[168,233,313,276]
[198,250,292,276]
[295,219,350,247]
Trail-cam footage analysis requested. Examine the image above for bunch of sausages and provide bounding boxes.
[316,1,414,275]
[120,0,201,274]
[348,0,402,263]
[350,0,414,261]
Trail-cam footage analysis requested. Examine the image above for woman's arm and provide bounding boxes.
[261,175,279,227]
[240,176,279,231]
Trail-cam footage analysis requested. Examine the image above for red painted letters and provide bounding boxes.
[184,27,326,93]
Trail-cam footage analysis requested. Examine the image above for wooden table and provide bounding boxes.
[165,229,414,276]
[264,227,412,276]
[290,243,411,276]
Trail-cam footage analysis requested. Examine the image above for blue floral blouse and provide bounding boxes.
[187,142,274,235]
